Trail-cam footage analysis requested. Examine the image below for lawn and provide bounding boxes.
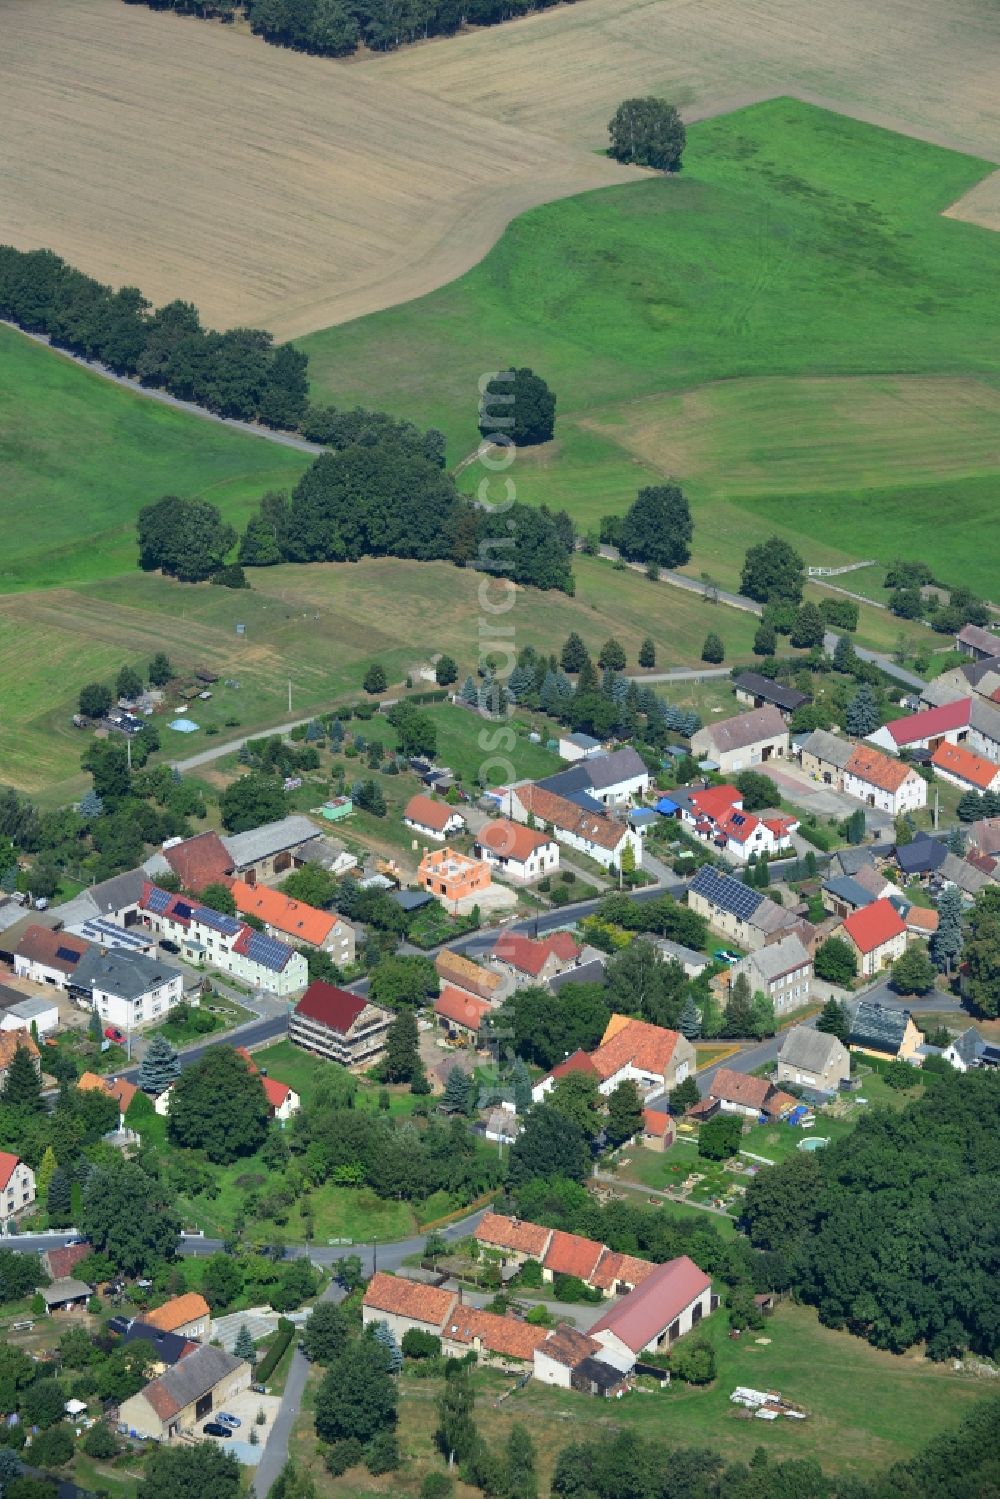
[300,99,1000,599]
[0,324,309,594]
[289,1299,983,1494]
[250,1040,423,1118]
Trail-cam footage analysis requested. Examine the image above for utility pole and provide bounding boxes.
[933,786,939,831]
[288,679,292,714]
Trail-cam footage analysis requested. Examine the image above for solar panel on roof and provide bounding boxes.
[146,887,172,913]
[174,901,194,921]
[245,932,291,971]
[55,945,81,963]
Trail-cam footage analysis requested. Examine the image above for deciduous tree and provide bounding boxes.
[168,1047,271,1163]
[608,98,685,171]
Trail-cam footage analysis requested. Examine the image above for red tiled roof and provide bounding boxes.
[231,880,338,946]
[434,950,502,999]
[590,1255,711,1353]
[589,1251,657,1294]
[491,931,581,976]
[475,1212,552,1257]
[0,1151,21,1191]
[883,699,971,746]
[405,795,461,833]
[591,1016,680,1082]
[765,1089,799,1118]
[905,905,940,933]
[144,1293,209,1333]
[516,785,627,852]
[539,1325,603,1368]
[931,740,1000,790]
[709,1067,771,1112]
[549,1050,598,1084]
[845,744,918,793]
[841,897,907,955]
[261,1075,294,1109]
[363,1272,455,1328]
[689,785,742,820]
[642,1108,672,1136]
[434,987,491,1032]
[542,1230,606,1281]
[44,1242,90,1281]
[443,1307,550,1360]
[163,832,232,892]
[15,924,89,973]
[476,820,552,863]
[294,981,367,1032]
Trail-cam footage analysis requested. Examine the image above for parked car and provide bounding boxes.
[160,938,180,955]
[712,949,740,965]
[104,1026,125,1043]
[216,1413,241,1429]
[203,1422,231,1438]
[250,1383,267,1395]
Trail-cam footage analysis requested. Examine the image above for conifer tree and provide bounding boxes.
[46,1166,72,1228]
[442,1066,472,1114]
[1,1043,43,1113]
[678,995,702,1039]
[372,1320,402,1373]
[37,1146,57,1201]
[638,636,656,669]
[235,1322,257,1366]
[138,1032,180,1094]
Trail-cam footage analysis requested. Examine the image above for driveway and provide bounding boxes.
[755,763,894,835]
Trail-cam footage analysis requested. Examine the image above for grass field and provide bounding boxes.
[291,1300,984,1494]
[0,324,309,591]
[0,554,761,794]
[301,101,1000,599]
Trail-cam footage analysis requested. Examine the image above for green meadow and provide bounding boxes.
[0,324,310,591]
[299,99,1000,597]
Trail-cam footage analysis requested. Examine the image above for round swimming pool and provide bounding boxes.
[797,1136,830,1151]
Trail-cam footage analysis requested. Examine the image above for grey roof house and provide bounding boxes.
[733,671,810,719]
[776,1026,850,1093]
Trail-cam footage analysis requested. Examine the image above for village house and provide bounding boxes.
[289,980,394,1069]
[776,1027,850,1094]
[0,1151,35,1226]
[71,946,185,1032]
[13,924,90,991]
[894,833,948,883]
[535,748,651,808]
[143,1293,211,1341]
[732,672,810,721]
[78,1071,138,1129]
[139,885,307,996]
[942,1027,988,1073]
[52,868,149,931]
[236,1048,300,1121]
[441,1306,551,1367]
[821,874,877,920]
[507,783,642,873]
[530,1048,599,1105]
[687,865,805,952]
[797,728,855,787]
[649,937,708,978]
[541,1230,607,1286]
[847,999,922,1063]
[118,1345,248,1442]
[866,699,971,756]
[968,818,1000,859]
[558,732,603,762]
[727,933,813,1015]
[677,783,798,864]
[590,1256,715,1367]
[903,903,939,940]
[475,1212,554,1267]
[690,706,789,774]
[362,1272,458,1342]
[417,847,491,907]
[930,741,1000,794]
[489,930,582,987]
[434,949,503,1003]
[107,1318,199,1374]
[589,1015,694,1099]
[707,1068,796,1120]
[230,879,355,965]
[533,1327,623,1395]
[832,898,908,977]
[968,699,1000,763]
[474,819,559,882]
[0,1029,40,1093]
[842,745,927,816]
[937,850,996,899]
[589,1252,659,1298]
[433,986,492,1044]
[403,794,466,842]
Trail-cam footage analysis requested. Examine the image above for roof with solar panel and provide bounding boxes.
[689,865,765,919]
[192,905,242,936]
[233,927,295,971]
[69,917,151,952]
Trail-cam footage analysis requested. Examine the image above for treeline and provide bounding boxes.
[743,1068,1000,1359]
[234,445,577,590]
[0,246,308,427]
[122,0,577,59]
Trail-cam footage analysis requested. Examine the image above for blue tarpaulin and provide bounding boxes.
[656,797,680,815]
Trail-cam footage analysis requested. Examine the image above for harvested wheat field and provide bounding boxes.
[0,0,632,338]
[370,0,1000,162]
[5,0,999,342]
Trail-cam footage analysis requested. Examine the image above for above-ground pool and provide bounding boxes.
[798,1136,830,1151]
[168,718,200,733]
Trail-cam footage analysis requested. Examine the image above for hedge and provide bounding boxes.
[255,1317,295,1382]
[797,824,834,851]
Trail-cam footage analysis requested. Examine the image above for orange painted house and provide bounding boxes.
[418,847,491,905]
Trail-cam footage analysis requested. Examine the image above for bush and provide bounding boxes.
[365,1430,400,1474]
[516,1258,542,1289]
[525,1305,553,1326]
[82,1424,119,1459]
[29,1424,74,1467]
[421,1475,453,1499]
[402,1329,441,1360]
[255,1317,294,1382]
[670,1337,716,1385]
[325,1438,364,1476]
